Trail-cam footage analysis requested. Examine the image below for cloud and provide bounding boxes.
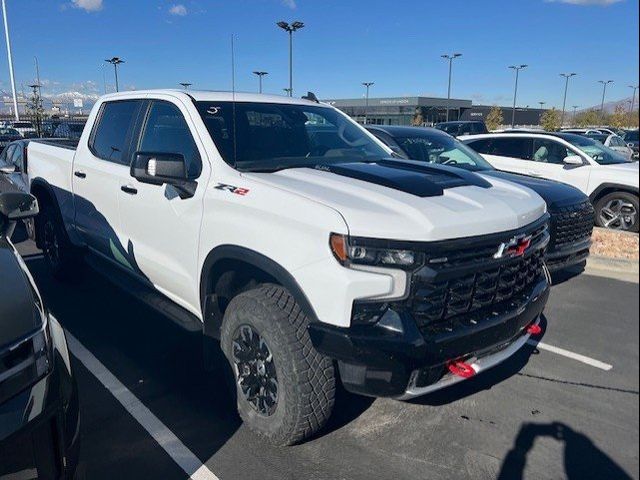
[70,0,103,12]
[282,0,297,9]
[545,0,624,5]
[169,4,188,16]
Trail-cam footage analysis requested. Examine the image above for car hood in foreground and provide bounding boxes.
[0,239,42,348]
[245,161,547,241]
[480,170,588,211]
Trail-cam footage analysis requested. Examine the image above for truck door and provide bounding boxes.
[117,98,208,316]
[72,99,145,264]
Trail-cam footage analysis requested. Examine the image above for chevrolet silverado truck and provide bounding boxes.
[25,90,551,445]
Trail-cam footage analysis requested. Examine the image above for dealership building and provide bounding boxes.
[323,96,546,127]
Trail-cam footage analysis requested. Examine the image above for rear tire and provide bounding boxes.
[220,284,335,446]
[39,203,81,279]
[595,192,639,233]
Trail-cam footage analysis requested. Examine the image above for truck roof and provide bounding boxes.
[99,89,327,107]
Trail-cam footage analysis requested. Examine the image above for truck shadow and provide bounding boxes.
[498,421,633,480]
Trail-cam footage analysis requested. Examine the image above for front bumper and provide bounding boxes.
[309,274,550,398]
[545,238,592,272]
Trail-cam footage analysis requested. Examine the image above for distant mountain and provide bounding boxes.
[578,96,636,114]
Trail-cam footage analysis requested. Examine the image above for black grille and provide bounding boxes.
[411,251,545,330]
[550,201,594,250]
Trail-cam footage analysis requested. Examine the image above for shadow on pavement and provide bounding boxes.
[498,422,633,480]
[550,261,586,286]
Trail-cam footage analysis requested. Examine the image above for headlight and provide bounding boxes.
[0,312,51,404]
[330,233,421,270]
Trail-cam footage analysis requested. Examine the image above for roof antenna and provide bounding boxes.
[231,33,238,168]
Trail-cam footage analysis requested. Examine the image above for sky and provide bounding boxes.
[1,0,639,109]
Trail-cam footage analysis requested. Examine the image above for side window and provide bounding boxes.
[466,139,491,154]
[1,145,14,165]
[138,101,202,178]
[531,139,570,165]
[488,138,531,159]
[9,144,23,171]
[91,100,141,164]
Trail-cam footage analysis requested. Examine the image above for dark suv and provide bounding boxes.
[0,191,80,479]
[367,125,594,271]
[434,121,488,137]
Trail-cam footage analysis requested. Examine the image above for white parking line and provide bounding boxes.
[65,331,221,480]
[527,340,613,371]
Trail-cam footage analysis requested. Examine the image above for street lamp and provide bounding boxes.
[105,57,124,92]
[509,64,528,128]
[253,71,268,94]
[277,21,304,97]
[179,82,192,90]
[572,105,579,126]
[559,73,577,127]
[362,82,374,125]
[441,53,462,122]
[629,84,639,113]
[1,0,19,120]
[598,80,614,121]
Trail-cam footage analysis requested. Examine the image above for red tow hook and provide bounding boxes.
[527,323,543,336]
[447,360,476,378]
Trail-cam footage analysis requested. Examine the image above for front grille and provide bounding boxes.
[411,250,545,330]
[550,201,594,250]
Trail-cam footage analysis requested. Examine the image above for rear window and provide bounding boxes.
[91,101,141,164]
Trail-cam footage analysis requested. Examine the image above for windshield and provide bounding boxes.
[12,122,33,128]
[196,101,389,172]
[564,135,631,165]
[624,131,638,142]
[395,132,494,172]
[0,128,19,136]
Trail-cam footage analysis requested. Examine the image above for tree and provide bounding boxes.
[574,109,599,127]
[485,105,503,131]
[540,107,561,131]
[607,104,627,129]
[411,106,424,126]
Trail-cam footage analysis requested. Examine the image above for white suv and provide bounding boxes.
[461,132,640,232]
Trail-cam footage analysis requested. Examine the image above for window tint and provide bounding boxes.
[9,144,23,170]
[531,139,571,164]
[91,100,140,164]
[483,138,531,159]
[1,145,14,164]
[139,101,202,178]
[465,139,491,154]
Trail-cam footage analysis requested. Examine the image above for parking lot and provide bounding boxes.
[10,237,637,480]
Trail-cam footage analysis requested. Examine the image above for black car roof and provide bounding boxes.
[366,125,449,138]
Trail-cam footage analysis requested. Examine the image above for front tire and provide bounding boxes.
[221,284,335,446]
[595,192,639,232]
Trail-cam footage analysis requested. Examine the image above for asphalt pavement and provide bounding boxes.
[11,239,640,480]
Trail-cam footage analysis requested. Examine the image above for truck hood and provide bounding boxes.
[244,162,546,241]
[480,170,588,211]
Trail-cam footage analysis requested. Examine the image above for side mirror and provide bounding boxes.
[628,143,635,148]
[0,163,16,174]
[130,152,197,199]
[563,155,584,166]
[0,192,39,238]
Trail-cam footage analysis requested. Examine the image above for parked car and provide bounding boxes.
[0,128,22,151]
[9,121,38,138]
[367,125,594,271]
[434,120,488,137]
[53,122,86,140]
[621,130,639,160]
[25,90,551,445]
[461,132,639,232]
[0,191,80,479]
[582,132,634,161]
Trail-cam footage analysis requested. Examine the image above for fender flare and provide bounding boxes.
[29,178,68,248]
[199,245,320,339]
[589,183,639,203]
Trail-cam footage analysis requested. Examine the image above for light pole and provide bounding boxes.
[629,84,639,113]
[598,80,613,121]
[509,64,527,128]
[560,72,577,127]
[105,57,124,92]
[362,82,374,125]
[441,53,462,122]
[572,105,579,126]
[253,71,268,94]
[179,82,192,90]
[538,101,545,123]
[277,21,304,97]
[1,0,19,120]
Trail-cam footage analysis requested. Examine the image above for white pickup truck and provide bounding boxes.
[26,90,551,445]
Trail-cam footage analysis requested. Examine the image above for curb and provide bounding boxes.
[586,255,639,274]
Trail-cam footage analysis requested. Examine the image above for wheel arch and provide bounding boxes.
[30,178,65,249]
[589,183,639,204]
[200,245,319,341]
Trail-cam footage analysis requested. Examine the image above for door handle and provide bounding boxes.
[74,171,86,179]
[120,185,138,195]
